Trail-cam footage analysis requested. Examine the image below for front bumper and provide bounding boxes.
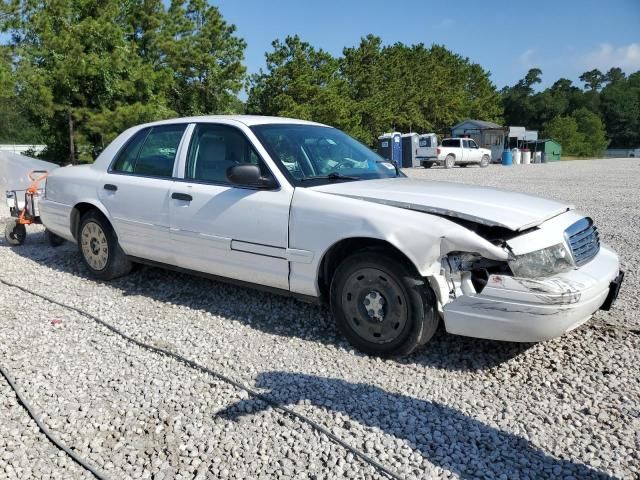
[442,245,622,342]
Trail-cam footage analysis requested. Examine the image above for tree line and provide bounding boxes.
[1,1,638,163]
[502,67,639,156]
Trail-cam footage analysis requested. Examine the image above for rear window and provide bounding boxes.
[442,139,460,147]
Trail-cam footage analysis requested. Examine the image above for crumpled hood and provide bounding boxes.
[309,178,572,231]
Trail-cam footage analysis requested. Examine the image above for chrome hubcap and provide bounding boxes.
[81,222,108,271]
[363,290,386,322]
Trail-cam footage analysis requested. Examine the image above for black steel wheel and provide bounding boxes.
[330,251,439,356]
[4,220,26,246]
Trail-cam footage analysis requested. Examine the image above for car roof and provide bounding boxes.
[137,115,329,128]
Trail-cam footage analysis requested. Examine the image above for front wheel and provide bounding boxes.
[78,210,132,280]
[5,220,26,246]
[330,251,439,356]
[444,155,455,169]
[480,154,490,168]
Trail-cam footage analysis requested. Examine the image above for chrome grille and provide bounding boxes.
[565,217,600,266]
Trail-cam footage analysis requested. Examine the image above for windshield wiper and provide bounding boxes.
[300,172,361,182]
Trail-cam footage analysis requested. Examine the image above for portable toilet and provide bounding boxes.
[401,133,420,168]
[377,132,402,167]
[416,133,438,167]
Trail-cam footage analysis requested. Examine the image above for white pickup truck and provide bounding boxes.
[435,138,491,169]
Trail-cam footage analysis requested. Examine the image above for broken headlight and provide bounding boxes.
[508,243,574,278]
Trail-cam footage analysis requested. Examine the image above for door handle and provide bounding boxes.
[171,192,192,201]
[103,184,117,191]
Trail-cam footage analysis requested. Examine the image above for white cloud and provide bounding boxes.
[580,43,640,71]
[519,49,536,68]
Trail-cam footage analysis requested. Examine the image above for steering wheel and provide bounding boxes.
[334,159,356,170]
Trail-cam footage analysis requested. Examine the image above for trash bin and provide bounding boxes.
[512,148,521,165]
[534,152,542,164]
[401,133,419,168]
[521,148,531,165]
[502,149,513,166]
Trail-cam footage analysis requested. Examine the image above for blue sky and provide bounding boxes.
[215,0,640,90]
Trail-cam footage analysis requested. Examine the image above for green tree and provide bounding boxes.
[162,0,246,115]
[247,35,358,133]
[600,71,640,147]
[501,68,543,128]
[579,68,605,91]
[0,43,11,96]
[1,0,247,163]
[604,67,625,84]
[542,109,608,156]
[542,116,583,155]
[571,107,608,155]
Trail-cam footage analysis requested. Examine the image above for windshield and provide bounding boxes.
[251,124,401,185]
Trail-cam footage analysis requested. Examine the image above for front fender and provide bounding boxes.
[288,188,509,297]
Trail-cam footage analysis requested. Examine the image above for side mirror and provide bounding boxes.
[226,164,277,189]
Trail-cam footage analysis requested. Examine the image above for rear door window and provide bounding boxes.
[112,124,186,178]
[112,128,150,173]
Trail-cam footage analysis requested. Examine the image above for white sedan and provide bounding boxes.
[37,116,624,356]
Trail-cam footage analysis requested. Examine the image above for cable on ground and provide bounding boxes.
[0,277,404,480]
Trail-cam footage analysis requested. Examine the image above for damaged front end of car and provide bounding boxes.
[434,211,622,342]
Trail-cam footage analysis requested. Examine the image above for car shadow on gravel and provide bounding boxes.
[218,371,614,480]
[6,237,530,372]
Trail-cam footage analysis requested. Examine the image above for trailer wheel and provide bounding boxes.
[5,220,26,246]
[45,229,65,247]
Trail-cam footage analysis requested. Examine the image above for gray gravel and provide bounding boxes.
[1,158,639,479]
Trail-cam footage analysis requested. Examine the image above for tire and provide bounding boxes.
[5,220,26,246]
[480,154,490,168]
[444,154,455,169]
[330,251,439,357]
[45,229,65,247]
[422,162,433,169]
[78,210,132,280]
[460,164,468,168]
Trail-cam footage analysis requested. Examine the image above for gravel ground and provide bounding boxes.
[1,158,639,479]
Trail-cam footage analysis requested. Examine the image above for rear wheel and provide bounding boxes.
[330,251,439,356]
[4,220,26,246]
[78,210,132,280]
[45,229,65,247]
[444,155,455,169]
[480,154,490,168]
[422,162,433,169]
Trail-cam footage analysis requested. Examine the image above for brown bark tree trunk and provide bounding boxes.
[68,110,75,165]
